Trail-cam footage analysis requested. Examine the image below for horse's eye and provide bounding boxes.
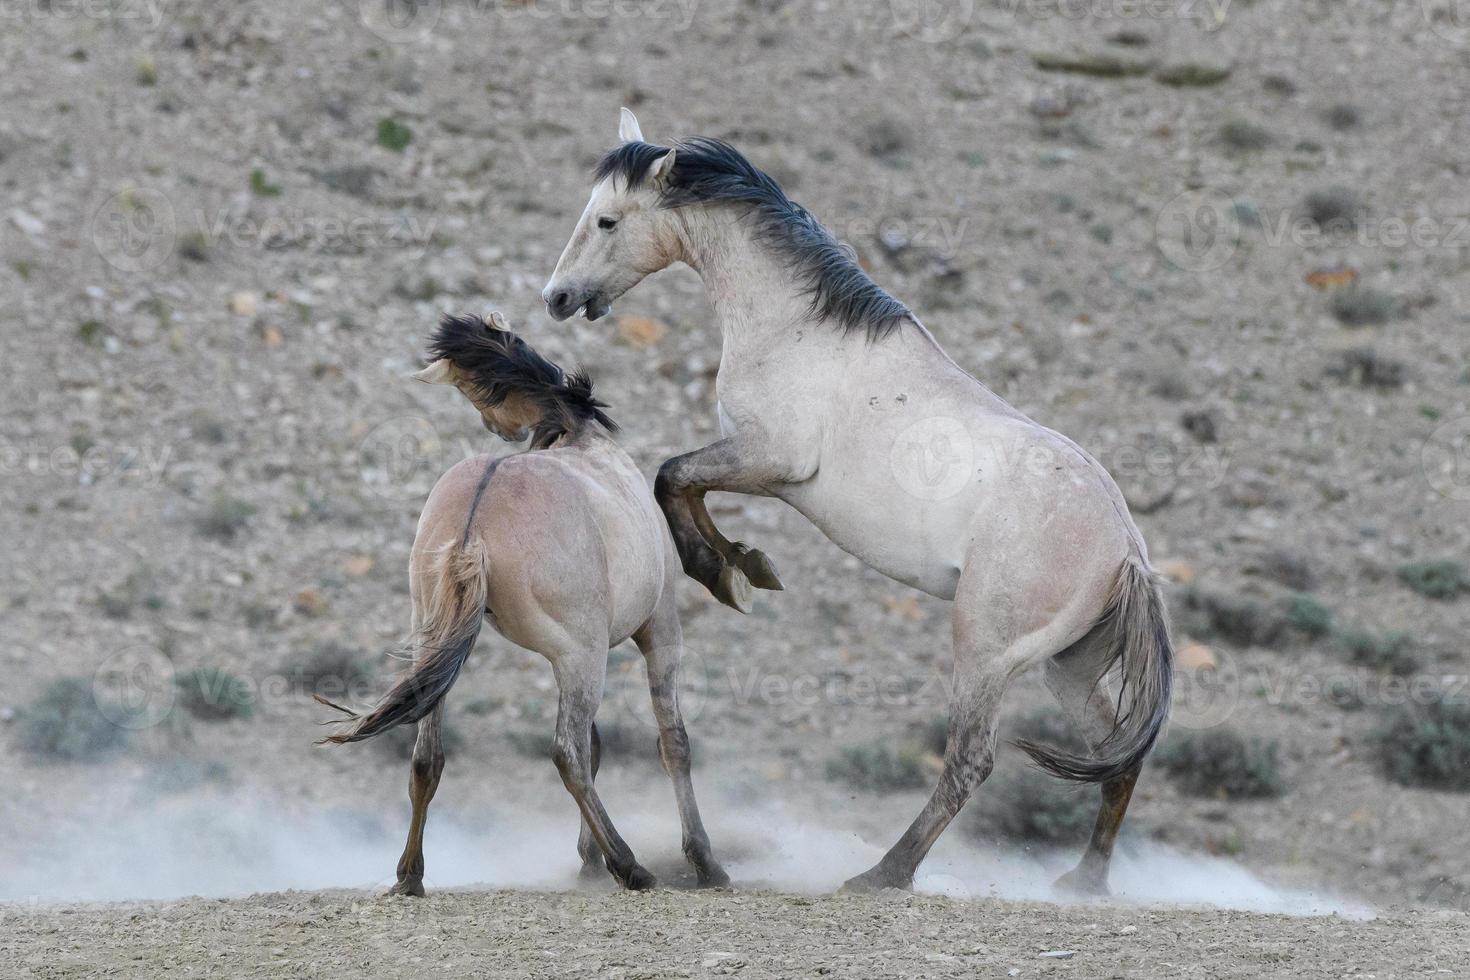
[597,216,618,231]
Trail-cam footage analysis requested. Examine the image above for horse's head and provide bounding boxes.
[413,312,541,443]
[542,108,679,322]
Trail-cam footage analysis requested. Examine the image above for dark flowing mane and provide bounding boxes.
[595,137,913,341]
[427,314,616,449]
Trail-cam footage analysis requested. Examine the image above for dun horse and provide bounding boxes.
[541,109,1173,896]
[318,312,728,894]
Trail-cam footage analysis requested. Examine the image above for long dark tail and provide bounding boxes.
[316,541,488,744]
[1016,558,1174,783]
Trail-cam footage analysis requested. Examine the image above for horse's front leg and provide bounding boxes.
[654,438,792,612]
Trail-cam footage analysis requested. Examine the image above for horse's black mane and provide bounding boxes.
[427,314,616,449]
[595,137,912,341]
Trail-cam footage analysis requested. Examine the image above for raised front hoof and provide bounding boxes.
[1053,866,1110,898]
[713,563,754,614]
[617,864,658,891]
[729,544,785,591]
[840,865,913,894]
[388,876,426,898]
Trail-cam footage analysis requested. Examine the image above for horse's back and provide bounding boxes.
[414,444,667,652]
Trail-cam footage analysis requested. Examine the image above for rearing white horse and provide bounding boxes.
[542,109,1173,895]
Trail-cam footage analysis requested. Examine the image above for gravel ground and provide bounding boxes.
[6,887,1469,980]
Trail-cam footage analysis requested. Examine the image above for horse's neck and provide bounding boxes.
[678,208,845,372]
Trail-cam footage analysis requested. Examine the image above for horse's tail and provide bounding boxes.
[1016,558,1174,783]
[316,540,489,744]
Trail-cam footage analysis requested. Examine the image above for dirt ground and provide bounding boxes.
[5,887,1469,980]
[2,0,1469,969]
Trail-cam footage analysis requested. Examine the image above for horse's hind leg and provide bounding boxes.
[635,613,729,888]
[841,656,1009,892]
[389,702,446,897]
[550,649,655,890]
[843,559,1104,893]
[576,721,604,879]
[1044,627,1141,897]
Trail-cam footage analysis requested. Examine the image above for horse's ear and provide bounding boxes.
[484,311,510,332]
[647,147,676,186]
[412,359,455,385]
[618,106,644,144]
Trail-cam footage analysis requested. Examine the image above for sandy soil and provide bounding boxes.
[7,887,1469,980]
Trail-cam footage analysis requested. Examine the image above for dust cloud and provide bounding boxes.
[0,770,1369,920]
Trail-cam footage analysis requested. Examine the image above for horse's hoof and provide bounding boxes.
[1053,866,1110,898]
[840,866,912,894]
[732,545,784,591]
[620,865,658,891]
[388,876,426,897]
[713,563,754,613]
[579,859,606,882]
[695,861,732,889]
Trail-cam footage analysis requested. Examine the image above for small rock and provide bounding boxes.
[260,324,284,348]
[1177,641,1218,672]
[616,314,668,349]
[1039,950,1076,959]
[1032,50,1155,78]
[230,292,260,317]
[292,589,327,617]
[1305,266,1357,290]
[1153,62,1231,87]
[1156,558,1197,584]
[344,555,375,577]
[1181,410,1218,444]
[10,209,45,236]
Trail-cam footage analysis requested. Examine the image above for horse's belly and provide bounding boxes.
[775,480,969,600]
